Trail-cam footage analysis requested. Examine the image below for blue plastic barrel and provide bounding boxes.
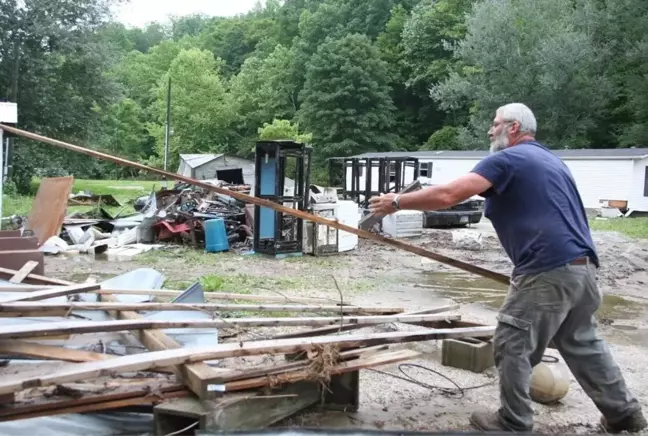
[204,218,229,252]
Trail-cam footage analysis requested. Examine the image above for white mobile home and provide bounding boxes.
[345,148,648,213]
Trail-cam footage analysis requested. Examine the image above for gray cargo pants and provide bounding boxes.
[495,259,642,431]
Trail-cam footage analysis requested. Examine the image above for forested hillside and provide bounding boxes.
[1,0,648,192]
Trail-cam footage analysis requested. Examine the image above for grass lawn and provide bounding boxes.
[589,217,648,239]
[2,178,163,217]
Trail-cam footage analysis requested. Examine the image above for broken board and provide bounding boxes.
[25,176,74,245]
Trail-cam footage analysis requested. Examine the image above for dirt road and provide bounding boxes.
[43,222,648,434]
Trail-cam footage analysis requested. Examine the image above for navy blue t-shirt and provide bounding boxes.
[470,142,599,276]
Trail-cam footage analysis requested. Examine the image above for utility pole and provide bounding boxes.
[163,76,171,187]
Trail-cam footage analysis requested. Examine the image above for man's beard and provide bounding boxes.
[489,130,509,154]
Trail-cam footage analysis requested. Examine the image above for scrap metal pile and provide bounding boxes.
[19,176,254,259]
[0,260,494,433]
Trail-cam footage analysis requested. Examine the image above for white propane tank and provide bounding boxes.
[529,361,571,404]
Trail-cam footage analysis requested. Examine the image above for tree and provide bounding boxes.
[432,0,613,149]
[573,0,648,147]
[148,49,236,170]
[258,119,312,143]
[229,45,300,138]
[401,0,475,92]
[0,0,121,192]
[421,126,462,151]
[298,34,397,161]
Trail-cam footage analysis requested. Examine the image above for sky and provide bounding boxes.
[114,0,261,28]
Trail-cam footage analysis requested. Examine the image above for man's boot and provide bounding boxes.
[601,409,648,433]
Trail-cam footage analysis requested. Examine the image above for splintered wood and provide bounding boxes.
[0,266,495,425]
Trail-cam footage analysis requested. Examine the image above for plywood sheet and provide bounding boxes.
[25,176,74,245]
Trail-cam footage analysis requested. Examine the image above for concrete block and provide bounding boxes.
[323,371,360,412]
[442,337,494,373]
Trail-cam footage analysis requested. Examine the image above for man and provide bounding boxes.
[368,103,647,433]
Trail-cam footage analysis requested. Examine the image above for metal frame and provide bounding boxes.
[328,156,419,209]
[253,140,312,256]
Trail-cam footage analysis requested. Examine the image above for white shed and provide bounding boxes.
[345,148,648,213]
[177,154,255,185]
[177,153,297,195]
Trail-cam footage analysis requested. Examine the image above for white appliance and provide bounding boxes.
[382,210,423,238]
[303,200,360,255]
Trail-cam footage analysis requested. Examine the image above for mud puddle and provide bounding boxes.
[411,271,508,310]
[412,271,648,323]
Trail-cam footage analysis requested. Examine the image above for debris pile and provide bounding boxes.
[0,260,494,434]
[22,177,254,258]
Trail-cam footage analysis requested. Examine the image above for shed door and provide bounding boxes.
[644,167,648,197]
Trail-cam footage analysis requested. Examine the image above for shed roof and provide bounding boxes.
[348,148,648,161]
[179,154,225,169]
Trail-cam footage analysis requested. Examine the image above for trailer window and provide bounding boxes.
[419,162,433,178]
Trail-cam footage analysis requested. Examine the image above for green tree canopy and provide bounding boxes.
[298,33,397,161]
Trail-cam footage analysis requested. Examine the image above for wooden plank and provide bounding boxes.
[0,230,21,238]
[0,123,510,285]
[9,261,40,284]
[0,325,495,395]
[0,266,69,285]
[272,304,461,340]
[0,385,187,422]
[221,349,420,392]
[0,340,114,362]
[0,302,403,315]
[0,310,69,318]
[99,293,229,400]
[0,250,44,277]
[0,314,461,340]
[0,269,230,400]
[0,283,100,304]
[0,286,344,305]
[25,176,75,245]
[208,345,390,384]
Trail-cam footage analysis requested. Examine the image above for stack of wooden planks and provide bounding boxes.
[0,265,495,430]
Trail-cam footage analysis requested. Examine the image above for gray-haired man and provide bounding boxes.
[369,103,646,433]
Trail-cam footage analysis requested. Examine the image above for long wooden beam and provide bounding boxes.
[0,325,495,394]
[0,314,461,340]
[0,285,341,305]
[0,302,402,315]
[0,123,510,286]
[270,304,461,340]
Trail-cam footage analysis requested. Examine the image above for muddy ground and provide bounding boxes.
[44,220,648,434]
